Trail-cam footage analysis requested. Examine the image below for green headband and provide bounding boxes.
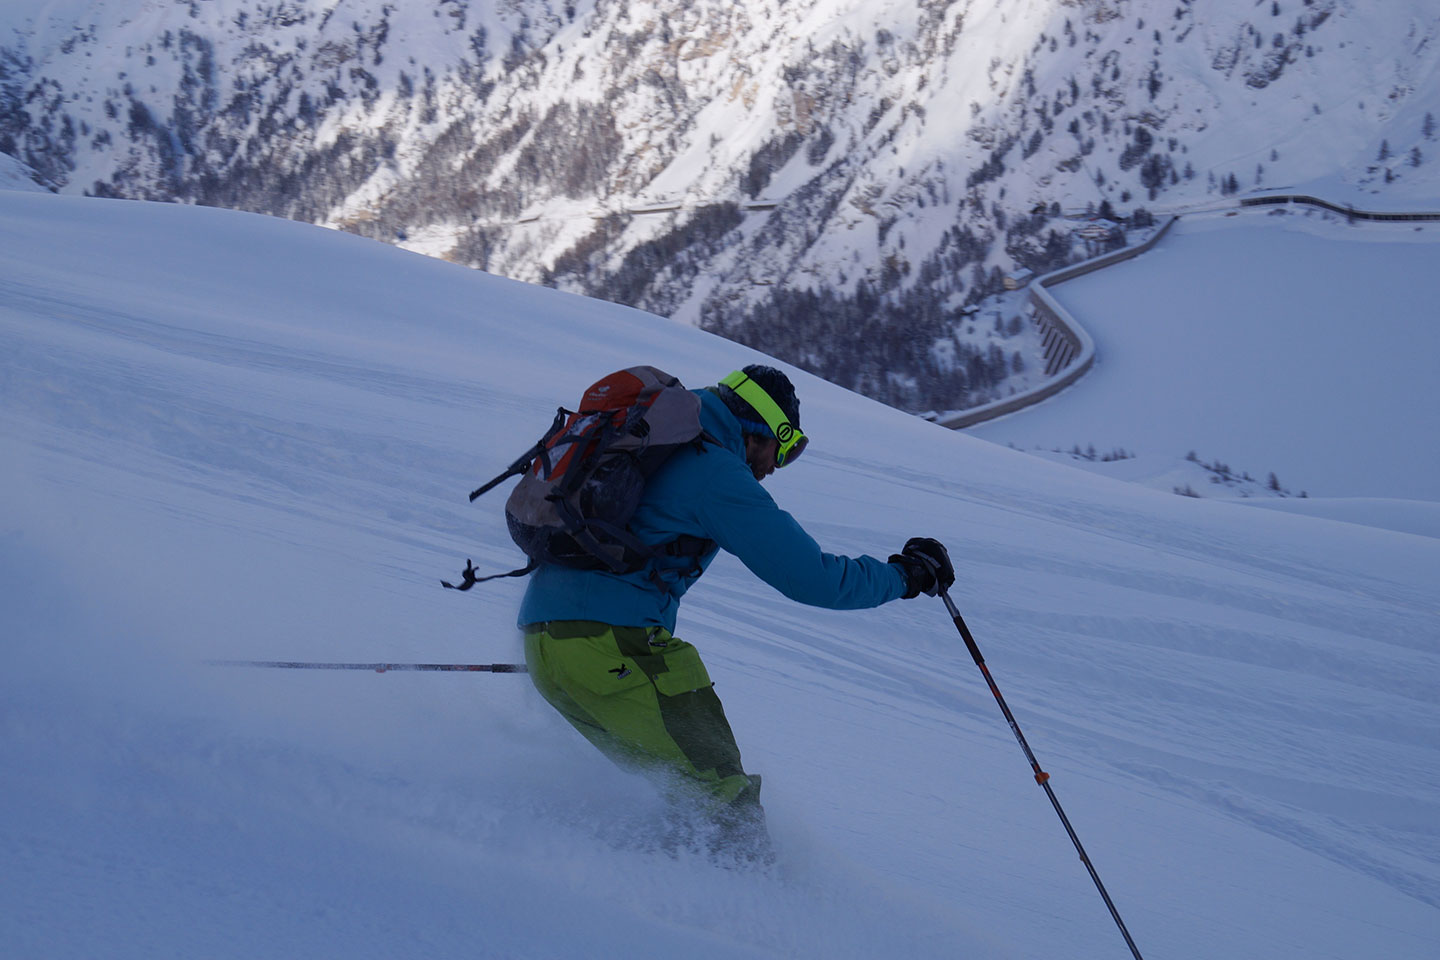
[721,370,808,468]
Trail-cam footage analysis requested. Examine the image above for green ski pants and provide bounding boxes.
[523,620,762,811]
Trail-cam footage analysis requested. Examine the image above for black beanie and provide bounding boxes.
[718,365,800,436]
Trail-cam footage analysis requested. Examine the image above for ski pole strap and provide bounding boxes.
[442,557,537,590]
[207,660,527,673]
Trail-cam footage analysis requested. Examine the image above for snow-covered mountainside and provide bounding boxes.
[4,188,1439,960]
[4,1,1438,412]
[0,149,48,191]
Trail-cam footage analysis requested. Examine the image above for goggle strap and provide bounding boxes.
[721,370,806,465]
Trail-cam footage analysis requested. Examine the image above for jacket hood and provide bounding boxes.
[697,387,747,459]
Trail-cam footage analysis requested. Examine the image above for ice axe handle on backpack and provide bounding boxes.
[467,407,570,501]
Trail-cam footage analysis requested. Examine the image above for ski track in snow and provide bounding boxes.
[3,191,1439,959]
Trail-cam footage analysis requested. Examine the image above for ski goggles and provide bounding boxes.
[720,370,808,468]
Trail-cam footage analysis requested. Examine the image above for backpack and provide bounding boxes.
[443,366,715,590]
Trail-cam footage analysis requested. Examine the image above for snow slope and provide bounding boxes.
[2,190,1439,959]
[971,207,1440,510]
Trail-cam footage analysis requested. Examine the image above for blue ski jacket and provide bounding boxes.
[517,387,908,632]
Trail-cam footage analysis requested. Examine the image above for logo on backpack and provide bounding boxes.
[443,366,714,591]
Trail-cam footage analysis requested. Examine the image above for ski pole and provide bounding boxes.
[207,660,527,673]
[940,587,1144,960]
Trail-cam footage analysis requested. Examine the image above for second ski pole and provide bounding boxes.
[207,660,527,673]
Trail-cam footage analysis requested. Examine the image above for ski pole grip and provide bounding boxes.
[940,589,985,666]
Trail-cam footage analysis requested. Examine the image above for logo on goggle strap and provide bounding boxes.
[776,423,795,443]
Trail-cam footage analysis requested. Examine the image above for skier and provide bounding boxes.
[519,365,954,858]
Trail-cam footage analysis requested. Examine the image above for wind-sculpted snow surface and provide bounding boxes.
[2,192,1438,958]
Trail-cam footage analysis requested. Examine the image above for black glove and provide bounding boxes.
[889,537,955,599]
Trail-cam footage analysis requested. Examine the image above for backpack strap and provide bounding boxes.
[666,535,712,556]
[441,557,538,591]
[552,418,623,500]
[568,515,716,575]
[563,514,650,574]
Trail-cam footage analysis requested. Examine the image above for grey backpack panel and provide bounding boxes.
[502,366,708,573]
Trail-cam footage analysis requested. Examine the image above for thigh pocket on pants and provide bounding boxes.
[549,633,655,699]
[565,656,654,699]
[650,644,713,698]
